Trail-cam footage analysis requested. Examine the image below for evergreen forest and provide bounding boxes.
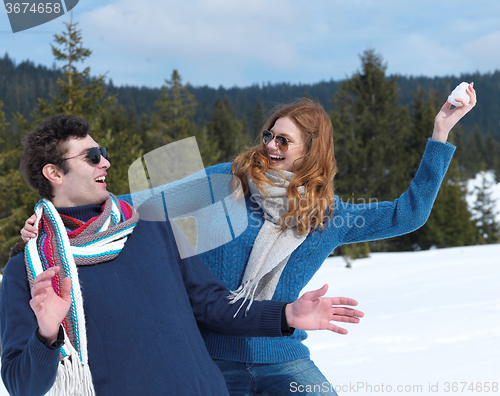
[1,20,499,268]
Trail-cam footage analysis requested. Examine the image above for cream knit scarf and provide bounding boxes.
[229,170,308,315]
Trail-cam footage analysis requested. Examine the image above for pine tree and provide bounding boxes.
[197,125,223,168]
[473,172,500,244]
[205,97,247,163]
[0,100,8,140]
[251,99,265,140]
[407,87,439,176]
[484,133,500,179]
[0,101,38,266]
[341,242,370,268]
[146,70,198,149]
[330,48,411,260]
[451,124,468,174]
[330,48,412,202]
[15,13,115,128]
[390,87,440,250]
[36,16,138,196]
[495,161,500,184]
[98,105,143,195]
[464,127,487,176]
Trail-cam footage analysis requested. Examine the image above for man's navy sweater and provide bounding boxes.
[0,204,286,396]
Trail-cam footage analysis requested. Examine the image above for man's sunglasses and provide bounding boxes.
[62,147,108,165]
[262,130,295,152]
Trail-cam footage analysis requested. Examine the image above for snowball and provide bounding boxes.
[447,82,470,107]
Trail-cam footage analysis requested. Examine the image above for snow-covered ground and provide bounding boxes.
[0,175,498,395]
[2,245,496,396]
[303,244,500,395]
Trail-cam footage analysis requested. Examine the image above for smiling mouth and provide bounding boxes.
[95,176,106,183]
[269,154,285,161]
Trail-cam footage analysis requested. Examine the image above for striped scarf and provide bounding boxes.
[24,194,139,396]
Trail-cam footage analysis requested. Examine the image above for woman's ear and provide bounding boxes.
[42,163,64,186]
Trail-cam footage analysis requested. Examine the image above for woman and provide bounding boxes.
[22,84,476,395]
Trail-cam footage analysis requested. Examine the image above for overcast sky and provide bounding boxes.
[1,0,500,88]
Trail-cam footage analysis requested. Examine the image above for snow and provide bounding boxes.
[302,244,500,395]
[3,245,497,396]
[0,174,498,395]
[447,82,471,107]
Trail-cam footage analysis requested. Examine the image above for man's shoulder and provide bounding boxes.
[2,248,27,281]
[129,206,176,245]
[205,162,233,175]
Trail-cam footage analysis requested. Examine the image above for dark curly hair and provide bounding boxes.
[20,115,91,199]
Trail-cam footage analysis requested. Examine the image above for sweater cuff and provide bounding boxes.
[423,138,456,173]
[28,329,63,367]
[427,137,456,153]
[259,300,288,337]
[281,304,295,336]
[36,326,65,350]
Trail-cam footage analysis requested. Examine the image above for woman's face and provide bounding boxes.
[266,117,306,173]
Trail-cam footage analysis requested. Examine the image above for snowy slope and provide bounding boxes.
[303,244,500,395]
[1,245,497,396]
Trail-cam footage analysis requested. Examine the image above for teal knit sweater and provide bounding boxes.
[121,139,455,364]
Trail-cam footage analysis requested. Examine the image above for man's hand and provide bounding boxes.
[29,266,71,344]
[285,284,364,334]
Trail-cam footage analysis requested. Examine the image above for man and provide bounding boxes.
[0,115,363,396]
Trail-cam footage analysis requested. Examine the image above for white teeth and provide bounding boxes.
[95,176,106,182]
[270,155,284,160]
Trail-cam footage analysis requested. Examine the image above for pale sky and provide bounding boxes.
[1,0,500,88]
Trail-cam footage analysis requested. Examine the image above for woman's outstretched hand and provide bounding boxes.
[432,82,477,143]
[285,284,364,334]
[21,214,37,242]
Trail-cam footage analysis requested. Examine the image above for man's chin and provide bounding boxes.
[92,191,110,205]
[100,191,110,202]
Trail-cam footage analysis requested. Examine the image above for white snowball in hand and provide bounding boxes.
[447,82,470,107]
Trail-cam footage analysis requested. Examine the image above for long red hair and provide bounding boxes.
[232,98,337,235]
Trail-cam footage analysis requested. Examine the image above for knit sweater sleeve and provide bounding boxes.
[118,163,234,220]
[332,139,456,246]
[0,254,61,396]
[168,221,285,338]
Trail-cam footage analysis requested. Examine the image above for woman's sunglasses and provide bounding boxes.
[262,130,293,152]
[62,147,108,165]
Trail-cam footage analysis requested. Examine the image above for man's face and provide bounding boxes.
[53,135,111,207]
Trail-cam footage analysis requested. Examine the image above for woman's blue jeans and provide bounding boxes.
[214,357,339,396]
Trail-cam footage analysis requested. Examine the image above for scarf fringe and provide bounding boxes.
[47,338,95,396]
[228,279,261,317]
